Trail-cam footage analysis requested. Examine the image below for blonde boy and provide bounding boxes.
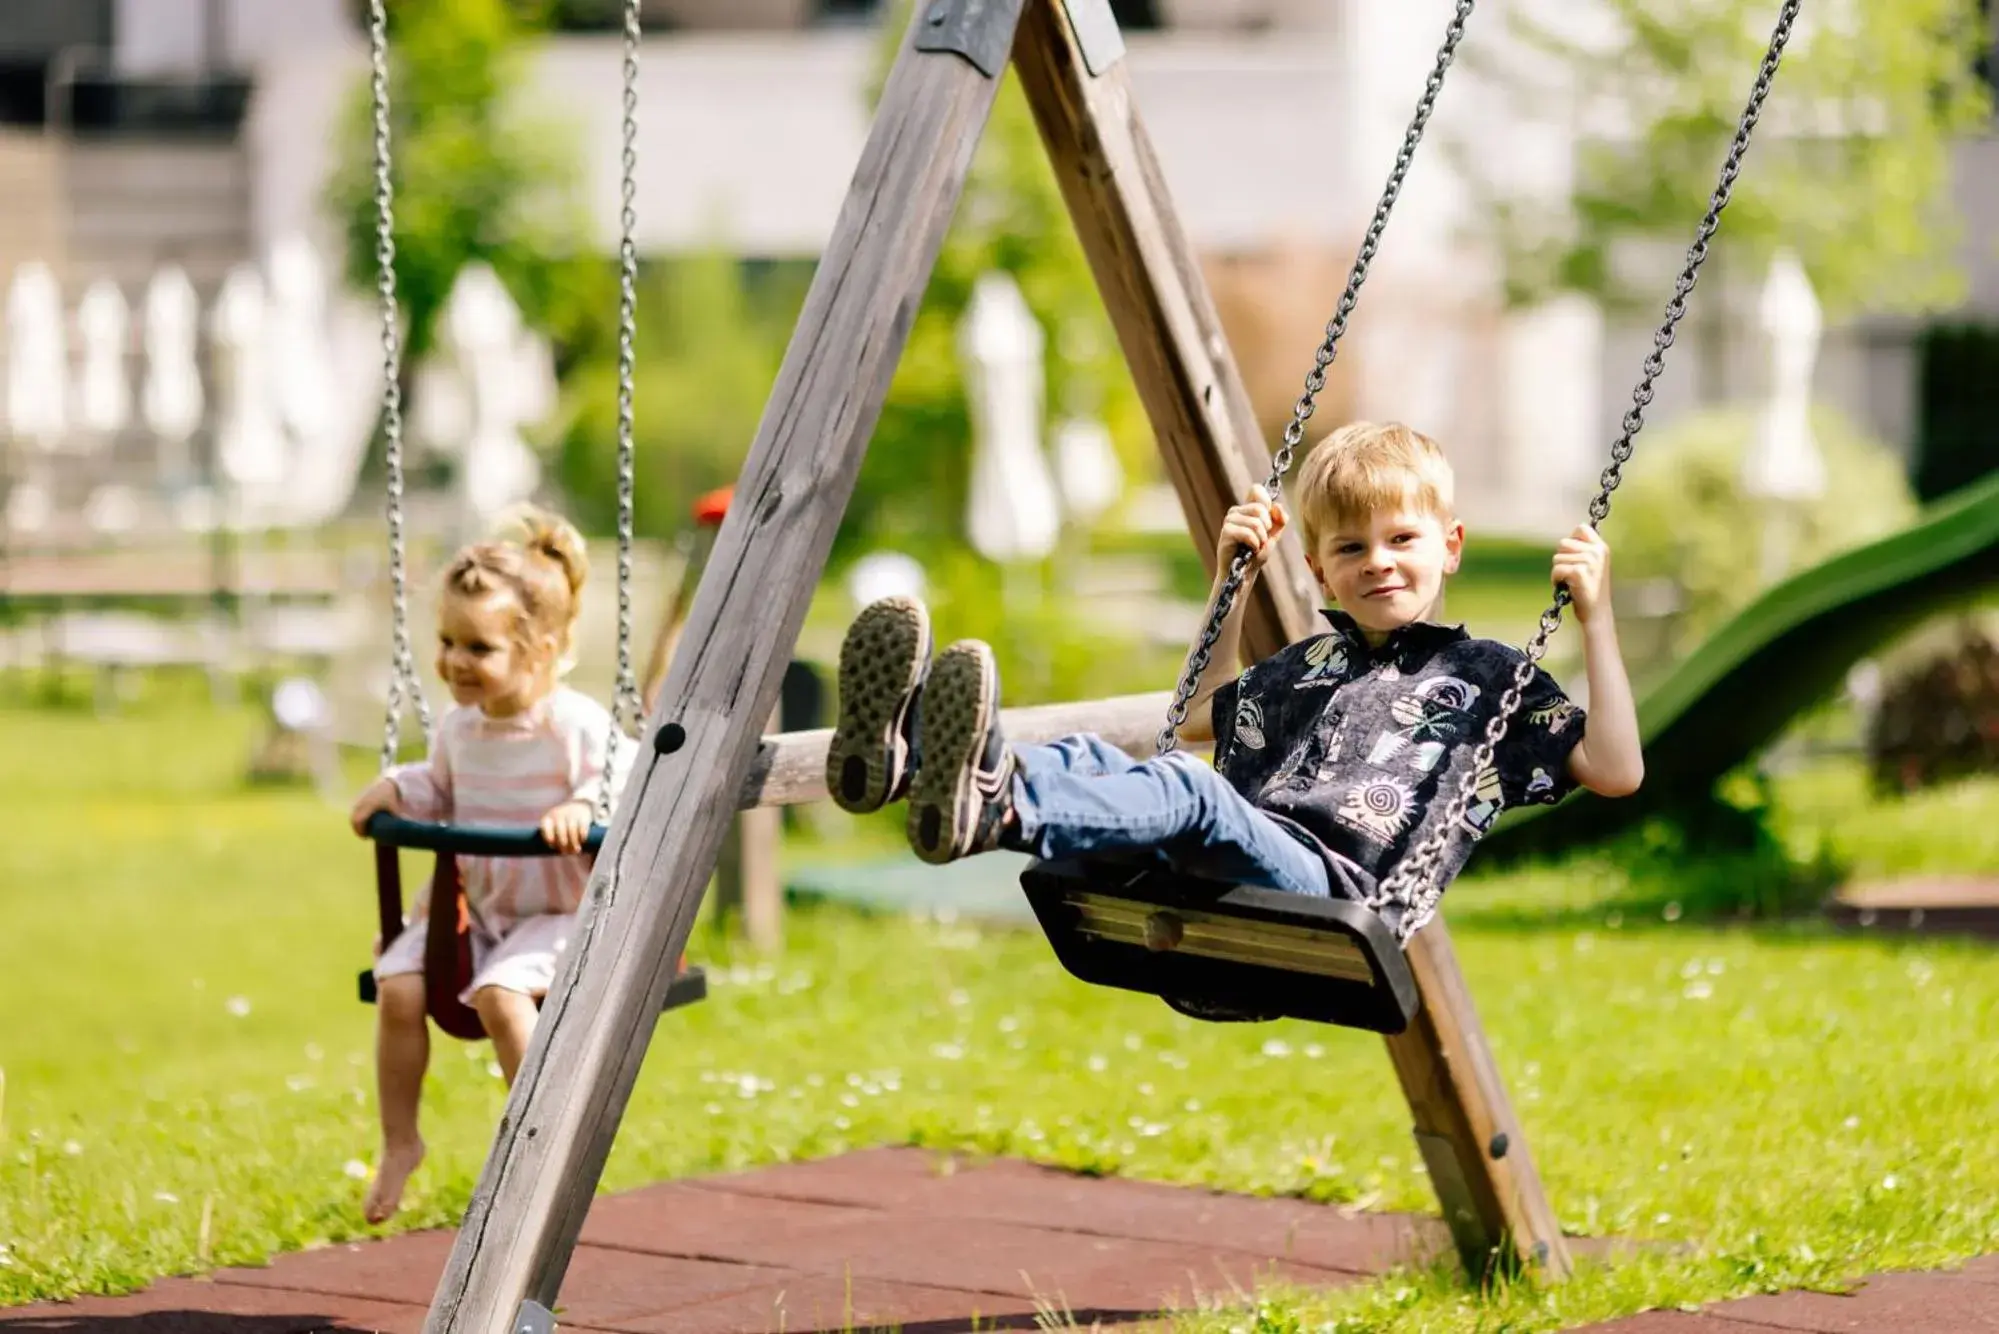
[823,421,1644,933]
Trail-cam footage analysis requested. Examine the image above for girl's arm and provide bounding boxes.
[348,745,451,833]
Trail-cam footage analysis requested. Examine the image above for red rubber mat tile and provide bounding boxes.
[597,1275,1046,1334]
[1576,1315,1772,1332]
[901,1154,1449,1273]
[1955,1254,1999,1286]
[649,1211,1361,1310]
[687,1146,971,1210]
[1694,1272,1999,1332]
[690,1148,1450,1275]
[0,1276,430,1333]
[500,1249,790,1328]
[214,1230,788,1329]
[578,1180,885,1260]
[209,1232,457,1307]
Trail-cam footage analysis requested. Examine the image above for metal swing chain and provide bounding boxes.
[1155,0,1477,757]
[596,0,645,827]
[1370,0,1802,944]
[370,0,431,771]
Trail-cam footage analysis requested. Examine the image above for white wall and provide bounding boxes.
[116,0,352,72]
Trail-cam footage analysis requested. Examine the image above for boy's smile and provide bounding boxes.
[1307,506,1464,641]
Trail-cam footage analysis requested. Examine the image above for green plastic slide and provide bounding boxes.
[1478,467,1999,863]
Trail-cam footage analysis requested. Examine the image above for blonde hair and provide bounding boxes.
[1293,421,1455,551]
[440,505,590,675]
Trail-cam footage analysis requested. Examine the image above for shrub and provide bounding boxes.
[1866,623,1999,793]
[1607,403,1918,652]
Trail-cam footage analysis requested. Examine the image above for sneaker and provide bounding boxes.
[825,595,931,815]
[906,640,1015,864]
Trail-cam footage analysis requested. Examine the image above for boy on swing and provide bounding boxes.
[825,421,1645,930]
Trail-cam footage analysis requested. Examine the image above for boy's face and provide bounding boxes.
[1306,506,1464,637]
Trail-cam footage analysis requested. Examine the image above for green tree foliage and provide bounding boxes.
[1477,0,1991,319]
[325,0,610,367]
[1609,402,1918,652]
[841,1,1144,566]
[555,247,791,539]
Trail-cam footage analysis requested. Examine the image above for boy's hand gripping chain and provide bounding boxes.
[1155,0,1477,761]
[1155,0,1803,944]
[1370,0,1802,943]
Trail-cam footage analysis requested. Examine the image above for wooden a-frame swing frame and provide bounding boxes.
[423,3,1568,1327]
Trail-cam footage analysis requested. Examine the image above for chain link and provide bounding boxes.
[370,0,430,771]
[1368,0,1801,943]
[596,0,645,826]
[1156,0,1477,757]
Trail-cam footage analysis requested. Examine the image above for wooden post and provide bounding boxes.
[421,5,1028,1327]
[715,709,785,952]
[1011,0,1569,1282]
[1009,0,1318,664]
[735,804,785,951]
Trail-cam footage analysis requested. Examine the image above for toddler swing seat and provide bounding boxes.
[357,814,707,1040]
[355,0,706,1044]
[1021,857,1419,1032]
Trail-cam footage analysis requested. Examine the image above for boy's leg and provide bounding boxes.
[1026,731,1149,780]
[911,644,1334,897]
[1010,745,1333,896]
[366,972,429,1224]
[825,595,932,814]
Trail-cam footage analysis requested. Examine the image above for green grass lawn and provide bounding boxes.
[2,687,1997,1331]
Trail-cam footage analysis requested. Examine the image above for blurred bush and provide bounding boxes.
[919,549,1188,707]
[327,0,606,368]
[1607,402,1918,651]
[1866,625,1999,793]
[554,248,800,540]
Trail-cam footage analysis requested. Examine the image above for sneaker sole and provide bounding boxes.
[906,641,997,864]
[825,596,930,814]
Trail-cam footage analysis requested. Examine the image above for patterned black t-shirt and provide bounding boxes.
[1208,608,1588,906]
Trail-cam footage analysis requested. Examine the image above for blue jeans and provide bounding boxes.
[1006,733,1369,900]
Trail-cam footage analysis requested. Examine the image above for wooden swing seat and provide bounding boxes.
[1020,857,1419,1033]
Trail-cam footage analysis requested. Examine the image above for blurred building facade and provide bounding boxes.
[1,0,1996,537]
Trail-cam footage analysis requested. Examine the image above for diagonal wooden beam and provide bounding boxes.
[1010,0,1570,1283]
[421,5,1031,1327]
[1007,0,1319,665]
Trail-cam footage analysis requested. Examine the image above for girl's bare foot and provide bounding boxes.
[363,1137,425,1224]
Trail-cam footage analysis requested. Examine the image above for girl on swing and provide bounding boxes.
[347,506,632,1224]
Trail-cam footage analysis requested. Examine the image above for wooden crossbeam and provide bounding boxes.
[738,691,1186,809]
[1010,0,1319,664]
[1010,0,1570,1282]
[421,5,1030,1326]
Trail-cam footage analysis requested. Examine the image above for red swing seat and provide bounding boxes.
[359,814,705,1037]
